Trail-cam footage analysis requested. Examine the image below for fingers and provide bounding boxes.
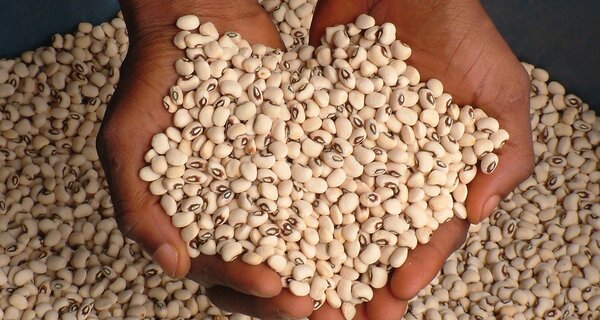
[310,303,345,320]
[310,285,407,320]
[188,254,282,298]
[309,304,369,320]
[464,137,534,224]
[99,161,191,279]
[355,304,368,320]
[206,286,313,320]
[119,205,191,278]
[213,14,285,50]
[389,216,469,300]
[309,0,369,46]
[101,108,284,296]
[365,286,408,320]
[98,0,287,297]
[465,74,535,224]
[97,106,191,278]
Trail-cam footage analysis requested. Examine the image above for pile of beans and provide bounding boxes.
[0,0,597,319]
[141,13,507,316]
[0,13,241,320]
[260,0,317,49]
[399,63,600,320]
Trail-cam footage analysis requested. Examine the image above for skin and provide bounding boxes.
[309,1,534,318]
[98,0,534,319]
[99,1,312,319]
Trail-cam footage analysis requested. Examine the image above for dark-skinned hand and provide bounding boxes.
[98,0,534,319]
[308,0,534,319]
[98,1,314,318]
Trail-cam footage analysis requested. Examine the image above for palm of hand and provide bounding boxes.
[98,4,318,319]
[309,0,533,319]
[369,0,535,220]
[99,0,535,319]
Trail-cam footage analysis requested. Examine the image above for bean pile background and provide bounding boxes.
[0,1,598,320]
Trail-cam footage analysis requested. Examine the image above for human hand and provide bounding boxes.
[97,1,313,318]
[309,0,534,318]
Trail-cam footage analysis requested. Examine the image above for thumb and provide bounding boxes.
[97,105,191,278]
[118,204,191,278]
[389,216,469,300]
[465,143,534,224]
[465,99,535,224]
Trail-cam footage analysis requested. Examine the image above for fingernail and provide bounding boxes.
[479,195,501,223]
[153,243,178,277]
